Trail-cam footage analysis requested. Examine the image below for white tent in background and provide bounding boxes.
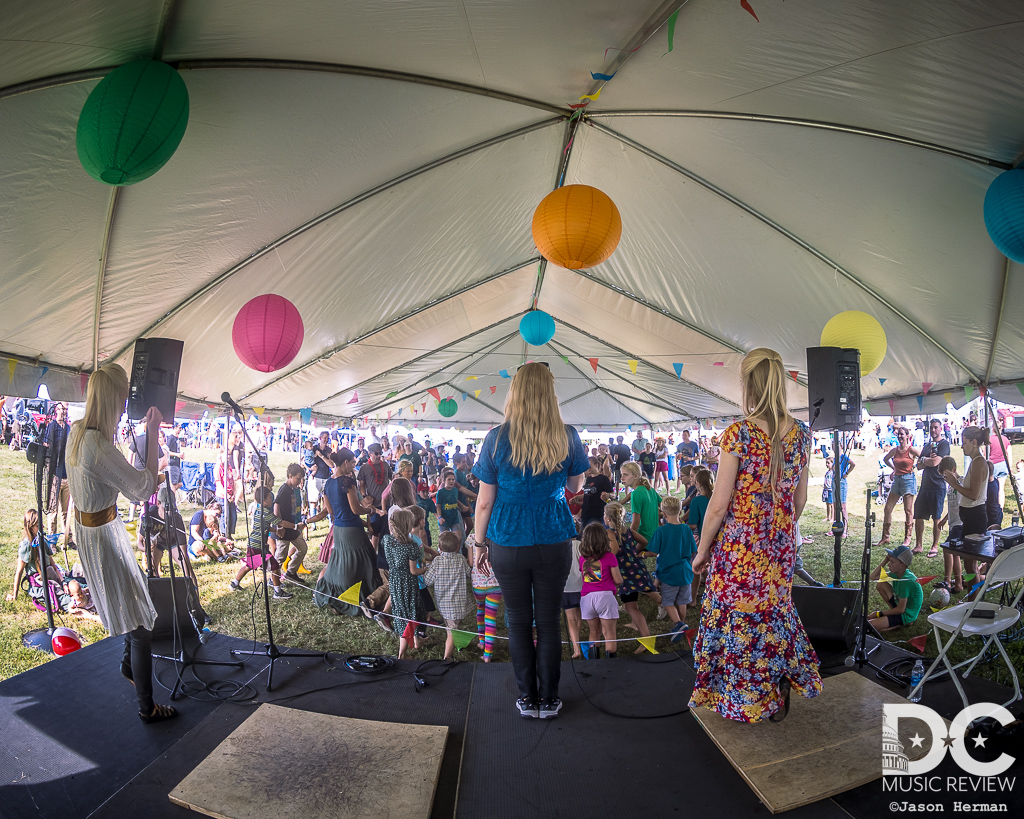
[3,1,1024,427]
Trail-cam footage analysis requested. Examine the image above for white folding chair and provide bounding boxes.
[908,545,1024,708]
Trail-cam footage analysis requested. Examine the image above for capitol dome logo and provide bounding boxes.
[882,713,909,774]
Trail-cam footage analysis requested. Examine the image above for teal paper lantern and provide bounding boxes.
[984,168,1024,263]
[519,310,556,346]
[76,60,189,185]
[438,398,458,418]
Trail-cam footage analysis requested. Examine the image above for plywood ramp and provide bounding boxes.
[690,672,931,814]
[169,704,448,819]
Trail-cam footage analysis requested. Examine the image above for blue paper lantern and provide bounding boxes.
[984,168,1024,263]
[519,310,556,346]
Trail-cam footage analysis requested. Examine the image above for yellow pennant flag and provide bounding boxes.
[474,390,481,398]
[579,87,602,102]
[253,407,265,416]
[627,360,638,375]
[466,376,478,380]
[879,565,891,582]
[637,635,659,654]
[7,359,15,383]
[281,555,290,574]
[338,581,362,606]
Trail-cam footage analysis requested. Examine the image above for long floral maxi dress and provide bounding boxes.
[689,419,823,722]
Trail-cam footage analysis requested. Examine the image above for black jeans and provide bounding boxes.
[489,541,571,701]
[122,627,154,715]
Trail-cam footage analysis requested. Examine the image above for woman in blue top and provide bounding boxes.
[309,449,378,616]
[473,363,589,720]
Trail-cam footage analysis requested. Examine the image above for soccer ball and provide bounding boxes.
[928,587,950,609]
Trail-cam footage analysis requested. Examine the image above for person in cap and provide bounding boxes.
[868,544,924,632]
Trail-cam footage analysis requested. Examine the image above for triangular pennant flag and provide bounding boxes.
[300,407,312,424]
[253,407,265,416]
[590,70,617,81]
[490,386,497,395]
[499,369,511,379]
[421,402,427,412]
[427,388,441,401]
[879,377,887,385]
[864,402,872,414]
[296,562,312,575]
[452,630,475,651]
[980,384,987,397]
[7,359,15,383]
[560,355,569,365]
[385,391,398,400]
[397,408,402,417]
[474,389,481,398]
[879,565,890,582]
[916,575,938,585]
[922,382,933,395]
[684,630,692,649]
[79,372,89,396]
[944,391,953,403]
[462,393,467,401]
[888,399,895,415]
[589,358,599,374]
[466,376,477,381]
[348,392,359,404]
[337,582,362,606]
[663,8,679,55]
[741,0,760,22]
[37,366,48,382]
[788,370,799,382]
[673,363,683,379]
[963,573,976,583]
[908,634,928,653]
[965,385,975,400]
[637,635,658,654]
[387,411,391,420]
[578,87,602,102]
[1016,383,1024,399]
[627,360,638,374]
[916,396,924,412]
[713,361,724,366]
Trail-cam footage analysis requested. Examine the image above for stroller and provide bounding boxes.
[874,465,894,505]
[182,462,217,506]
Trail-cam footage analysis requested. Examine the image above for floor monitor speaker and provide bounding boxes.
[147,576,205,641]
[792,584,862,650]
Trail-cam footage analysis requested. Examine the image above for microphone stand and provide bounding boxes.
[151,468,242,699]
[22,405,58,652]
[223,401,329,690]
[846,484,905,687]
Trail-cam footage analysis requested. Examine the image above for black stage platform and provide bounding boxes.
[1,632,1020,819]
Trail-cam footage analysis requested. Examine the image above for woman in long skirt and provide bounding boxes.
[65,364,177,724]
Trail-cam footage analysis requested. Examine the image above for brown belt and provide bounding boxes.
[75,505,118,528]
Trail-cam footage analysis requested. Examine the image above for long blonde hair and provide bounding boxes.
[502,362,568,474]
[619,461,651,490]
[604,501,625,533]
[741,348,791,496]
[67,363,128,467]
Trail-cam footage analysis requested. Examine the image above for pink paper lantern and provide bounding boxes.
[232,294,304,372]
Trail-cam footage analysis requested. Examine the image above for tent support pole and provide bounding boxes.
[550,316,739,410]
[984,256,1012,384]
[442,382,503,416]
[559,387,601,407]
[543,341,654,427]
[92,187,120,371]
[590,120,982,383]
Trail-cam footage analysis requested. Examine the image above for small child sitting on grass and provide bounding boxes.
[868,544,924,632]
[640,496,695,643]
[424,531,473,659]
[7,509,62,603]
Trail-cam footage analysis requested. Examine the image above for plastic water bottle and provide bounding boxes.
[909,659,924,702]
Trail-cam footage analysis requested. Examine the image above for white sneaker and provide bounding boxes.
[656,606,668,620]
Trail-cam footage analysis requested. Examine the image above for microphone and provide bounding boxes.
[221,392,245,416]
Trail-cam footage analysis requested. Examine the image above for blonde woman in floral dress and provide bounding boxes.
[689,349,821,723]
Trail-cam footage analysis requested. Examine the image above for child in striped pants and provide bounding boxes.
[469,533,502,662]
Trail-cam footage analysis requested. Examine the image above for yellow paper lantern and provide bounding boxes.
[820,311,887,376]
[531,184,622,269]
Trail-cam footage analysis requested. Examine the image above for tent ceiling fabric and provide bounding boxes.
[3,1,1024,427]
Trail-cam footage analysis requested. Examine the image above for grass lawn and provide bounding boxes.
[1,440,1022,690]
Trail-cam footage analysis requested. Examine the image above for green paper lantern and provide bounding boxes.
[76,60,189,185]
[438,398,458,418]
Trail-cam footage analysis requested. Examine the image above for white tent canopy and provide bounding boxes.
[3,1,1024,427]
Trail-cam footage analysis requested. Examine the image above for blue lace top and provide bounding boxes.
[473,424,590,547]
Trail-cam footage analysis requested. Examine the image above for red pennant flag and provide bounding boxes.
[888,399,895,415]
[916,575,938,585]
[348,392,358,404]
[980,384,987,397]
[490,386,497,395]
[685,631,692,649]
[788,370,799,382]
[589,358,599,374]
[387,411,391,420]
[427,388,441,401]
[713,361,724,367]
[740,0,759,22]
[922,382,933,395]
[908,634,928,654]
[421,402,427,412]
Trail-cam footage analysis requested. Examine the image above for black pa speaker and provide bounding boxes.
[806,346,861,431]
[792,584,862,650]
[128,338,183,422]
[147,576,205,640]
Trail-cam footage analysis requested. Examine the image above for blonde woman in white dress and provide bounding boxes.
[66,363,177,724]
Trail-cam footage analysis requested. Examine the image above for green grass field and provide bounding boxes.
[1,441,1021,689]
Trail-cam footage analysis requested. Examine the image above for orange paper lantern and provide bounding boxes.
[532,184,622,269]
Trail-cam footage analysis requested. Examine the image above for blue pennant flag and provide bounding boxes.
[499,369,511,379]
[590,71,617,81]
[299,407,312,424]
[672,362,683,379]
